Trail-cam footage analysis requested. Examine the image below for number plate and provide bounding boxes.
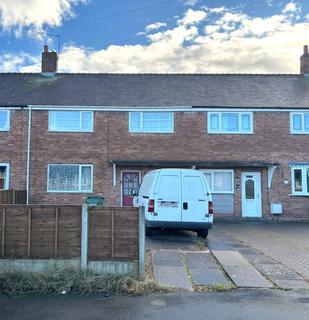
[159,201,178,208]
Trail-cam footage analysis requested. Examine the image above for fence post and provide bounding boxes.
[138,206,145,277]
[81,204,88,270]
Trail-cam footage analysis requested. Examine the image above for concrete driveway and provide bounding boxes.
[210,223,309,289]
[146,224,309,290]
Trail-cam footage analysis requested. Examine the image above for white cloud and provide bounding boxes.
[0,52,39,72]
[183,0,199,6]
[0,0,86,38]
[145,22,167,33]
[2,4,309,74]
[283,1,298,13]
[177,8,207,26]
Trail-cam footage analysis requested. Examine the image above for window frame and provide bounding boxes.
[0,163,9,190]
[201,169,234,194]
[291,166,309,196]
[290,112,309,134]
[129,112,174,133]
[207,112,253,134]
[47,164,93,193]
[0,110,10,131]
[48,110,94,132]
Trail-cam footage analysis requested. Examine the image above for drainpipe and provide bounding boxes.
[26,106,32,205]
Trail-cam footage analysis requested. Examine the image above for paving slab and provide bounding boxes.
[212,250,273,288]
[152,250,192,290]
[185,252,219,269]
[184,252,231,286]
[190,267,231,286]
[274,279,309,290]
[152,250,184,267]
[254,263,304,281]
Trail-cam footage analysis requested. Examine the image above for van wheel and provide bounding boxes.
[145,227,152,236]
[197,229,208,239]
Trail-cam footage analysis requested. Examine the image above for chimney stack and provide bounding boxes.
[300,45,309,75]
[41,45,58,76]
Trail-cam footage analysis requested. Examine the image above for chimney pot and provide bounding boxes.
[41,45,58,76]
[300,44,309,75]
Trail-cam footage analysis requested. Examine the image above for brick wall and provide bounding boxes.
[1,109,309,220]
[0,110,28,190]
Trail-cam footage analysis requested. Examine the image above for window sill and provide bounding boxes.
[207,132,253,135]
[48,130,94,133]
[47,191,93,194]
[288,193,309,197]
[129,131,174,134]
[211,192,234,195]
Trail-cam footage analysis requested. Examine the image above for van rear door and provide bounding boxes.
[181,170,209,223]
[154,169,182,222]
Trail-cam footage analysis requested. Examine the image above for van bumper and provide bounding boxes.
[145,220,213,230]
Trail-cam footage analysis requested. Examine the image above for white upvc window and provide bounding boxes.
[129,112,174,133]
[290,112,309,134]
[208,112,253,134]
[291,166,309,196]
[202,169,234,194]
[0,163,9,190]
[48,164,93,192]
[49,111,93,132]
[0,110,10,131]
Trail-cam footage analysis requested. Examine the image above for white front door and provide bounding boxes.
[241,172,262,218]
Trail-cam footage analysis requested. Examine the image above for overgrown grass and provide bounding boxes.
[0,269,167,296]
[193,283,236,292]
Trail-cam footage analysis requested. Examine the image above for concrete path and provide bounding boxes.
[149,229,275,290]
[209,223,309,290]
[212,250,273,288]
[152,250,192,290]
[152,249,232,289]
[217,223,309,279]
[184,252,231,286]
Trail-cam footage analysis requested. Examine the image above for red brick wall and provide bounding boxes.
[0,110,28,190]
[2,109,309,220]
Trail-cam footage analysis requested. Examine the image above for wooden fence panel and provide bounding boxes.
[0,205,81,259]
[88,207,139,261]
[114,208,139,260]
[57,206,82,258]
[0,205,139,262]
[88,207,112,260]
[3,206,28,258]
[31,207,56,259]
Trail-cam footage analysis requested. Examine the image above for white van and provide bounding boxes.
[134,169,213,238]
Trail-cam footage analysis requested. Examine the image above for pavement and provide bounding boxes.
[211,223,309,290]
[1,289,309,320]
[147,223,309,291]
[148,229,233,290]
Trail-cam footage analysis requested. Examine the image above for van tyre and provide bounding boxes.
[197,229,208,239]
[145,227,152,236]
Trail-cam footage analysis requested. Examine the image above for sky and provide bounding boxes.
[0,0,308,73]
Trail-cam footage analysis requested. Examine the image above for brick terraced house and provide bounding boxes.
[1,45,309,221]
